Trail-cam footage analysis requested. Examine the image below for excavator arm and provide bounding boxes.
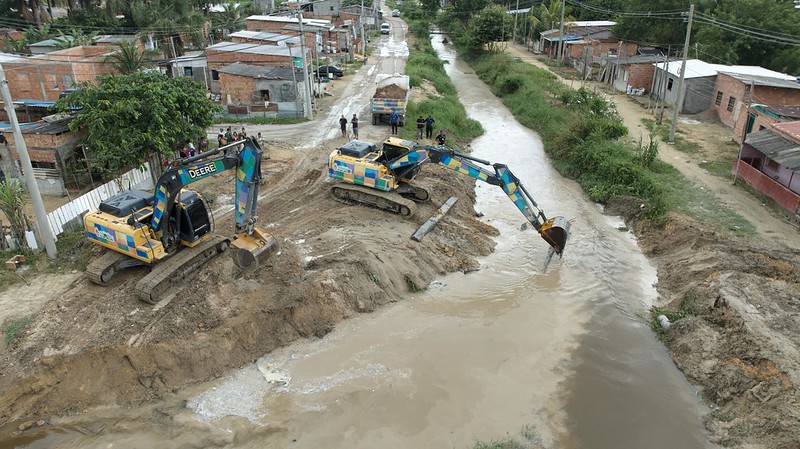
[150,137,277,269]
[388,146,570,256]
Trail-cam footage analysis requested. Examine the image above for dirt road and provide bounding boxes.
[504,43,800,250]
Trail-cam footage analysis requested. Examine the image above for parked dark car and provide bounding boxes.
[392,9,400,17]
[315,65,344,78]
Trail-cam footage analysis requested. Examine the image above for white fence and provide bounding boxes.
[47,162,155,236]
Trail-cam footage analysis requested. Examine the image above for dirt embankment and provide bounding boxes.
[618,201,800,448]
[0,144,498,423]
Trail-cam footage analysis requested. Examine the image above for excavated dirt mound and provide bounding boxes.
[637,213,800,449]
[374,84,408,99]
[0,146,498,422]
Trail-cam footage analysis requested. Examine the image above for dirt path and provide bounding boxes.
[504,43,800,250]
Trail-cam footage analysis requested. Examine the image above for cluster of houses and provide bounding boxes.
[528,20,800,219]
[0,0,379,196]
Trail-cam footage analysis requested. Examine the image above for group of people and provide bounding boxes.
[338,111,446,146]
[416,115,446,146]
[180,137,208,158]
[217,126,248,149]
[339,113,360,140]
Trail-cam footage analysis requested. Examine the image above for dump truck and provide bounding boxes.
[370,74,410,126]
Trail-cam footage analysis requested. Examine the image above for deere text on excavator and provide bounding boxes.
[84,137,278,303]
[327,137,570,257]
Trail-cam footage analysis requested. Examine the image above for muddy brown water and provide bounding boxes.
[1,36,715,449]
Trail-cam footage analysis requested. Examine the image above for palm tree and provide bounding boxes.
[131,0,205,59]
[212,1,247,38]
[0,176,30,247]
[104,40,156,74]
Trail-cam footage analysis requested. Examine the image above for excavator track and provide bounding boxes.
[86,250,133,285]
[134,235,230,304]
[331,183,417,217]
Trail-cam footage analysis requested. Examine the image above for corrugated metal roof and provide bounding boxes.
[745,128,800,170]
[755,105,800,120]
[206,41,293,57]
[719,72,800,90]
[229,30,300,45]
[19,118,73,135]
[774,121,800,142]
[218,62,301,80]
[616,55,672,65]
[655,59,797,81]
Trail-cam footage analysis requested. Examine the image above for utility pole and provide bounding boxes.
[286,43,301,118]
[360,0,366,56]
[512,0,520,44]
[668,3,694,143]
[0,63,57,258]
[298,13,313,120]
[556,0,565,65]
[614,40,622,93]
[733,79,755,184]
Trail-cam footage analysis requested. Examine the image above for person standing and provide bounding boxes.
[198,137,208,154]
[225,127,233,143]
[339,114,348,138]
[390,111,399,135]
[415,116,425,139]
[436,129,446,146]
[351,114,359,139]
[425,115,435,139]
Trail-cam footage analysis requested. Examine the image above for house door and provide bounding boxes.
[745,113,755,135]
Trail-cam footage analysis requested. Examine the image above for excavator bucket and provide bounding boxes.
[538,216,571,256]
[230,227,279,271]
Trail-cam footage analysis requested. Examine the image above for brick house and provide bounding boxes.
[711,72,800,141]
[741,104,800,142]
[229,30,302,47]
[217,62,308,118]
[533,21,616,58]
[1,117,86,196]
[734,121,800,216]
[1,46,116,102]
[245,15,335,54]
[601,54,665,93]
[205,41,307,94]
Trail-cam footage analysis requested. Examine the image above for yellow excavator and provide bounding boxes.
[84,137,278,303]
[327,137,570,257]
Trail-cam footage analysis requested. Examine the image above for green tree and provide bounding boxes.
[54,28,100,49]
[693,0,800,73]
[450,0,490,27]
[104,41,157,74]
[467,6,510,52]
[420,0,440,15]
[211,1,248,38]
[131,0,205,58]
[52,72,218,178]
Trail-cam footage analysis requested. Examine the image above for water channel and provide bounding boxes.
[2,35,714,449]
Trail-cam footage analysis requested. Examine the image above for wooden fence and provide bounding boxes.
[47,162,154,236]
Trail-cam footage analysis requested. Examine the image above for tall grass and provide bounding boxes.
[402,22,483,147]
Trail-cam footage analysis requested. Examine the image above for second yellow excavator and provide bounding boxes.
[326,137,570,257]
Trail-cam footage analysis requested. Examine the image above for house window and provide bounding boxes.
[260,90,270,102]
[211,70,219,81]
[184,67,193,77]
[715,91,723,105]
[766,159,779,171]
[667,78,673,91]
[727,96,735,112]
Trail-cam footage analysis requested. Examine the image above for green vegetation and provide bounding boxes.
[3,316,33,344]
[0,229,95,292]
[403,24,483,147]
[473,440,526,449]
[641,119,703,154]
[53,72,218,179]
[404,274,422,292]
